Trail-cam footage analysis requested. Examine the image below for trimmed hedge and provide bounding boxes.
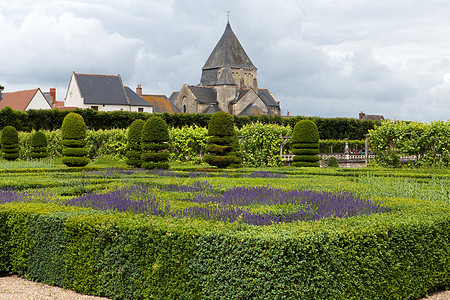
[203,112,241,168]
[1,125,20,161]
[9,107,379,140]
[292,120,320,167]
[2,200,450,299]
[61,113,89,167]
[141,117,170,170]
[126,119,144,167]
[30,131,48,159]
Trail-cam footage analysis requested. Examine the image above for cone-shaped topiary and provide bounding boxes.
[141,116,170,170]
[126,119,145,167]
[1,125,19,161]
[292,119,320,167]
[30,131,48,159]
[203,112,241,168]
[61,113,89,167]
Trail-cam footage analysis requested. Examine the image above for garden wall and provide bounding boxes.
[1,201,450,299]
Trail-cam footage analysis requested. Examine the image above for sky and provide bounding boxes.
[1,0,450,122]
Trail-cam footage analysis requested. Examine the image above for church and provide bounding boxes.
[170,22,281,116]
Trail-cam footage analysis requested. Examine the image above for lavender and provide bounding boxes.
[0,188,54,204]
[64,185,170,216]
[243,171,287,178]
[82,168,139,178]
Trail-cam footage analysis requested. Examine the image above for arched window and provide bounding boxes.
[183,105,187,113]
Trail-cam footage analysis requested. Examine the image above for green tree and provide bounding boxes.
[61,113,89,167]
[203,112,241,168]
[1,125,20,161]
[292,120,320,167]
[126,119,145,167]
[141,116,170,169]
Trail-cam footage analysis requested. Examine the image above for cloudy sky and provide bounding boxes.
[1,0,449,121]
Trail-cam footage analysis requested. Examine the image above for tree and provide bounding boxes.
[292,120,320,167]
[61,113,89,167]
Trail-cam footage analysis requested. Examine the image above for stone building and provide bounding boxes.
[171,22,281,115]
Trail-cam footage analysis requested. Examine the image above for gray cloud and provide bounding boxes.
[1,0,449,121]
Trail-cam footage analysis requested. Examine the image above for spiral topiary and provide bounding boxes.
[1,125,19,161]
[126,119,145,167]
[141,116,170,170]
[61,113,89,167]
[30,131,48,159]
[292,119,320,167]
[203,112,241,168]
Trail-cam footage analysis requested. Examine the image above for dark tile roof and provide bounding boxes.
[238,103,264,116]
[202,22,256,71]
[216,67,236,85]
[235,88,251,102]
[202,104,221,114]
[188,86,217,104]
[74,73,129,105]
[362,114,385,121]
[258,89,279,107]
[168,91,179,103]
[124,87,152,107]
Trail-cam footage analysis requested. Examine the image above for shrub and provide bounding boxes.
[141,117,170,169]
[203,112,241,168]
[61,113,89,167]
[1,125,20,161]
[126,119,145,167]
[327,156,339,167]
[292,120,320,167]
[30,131,48,159]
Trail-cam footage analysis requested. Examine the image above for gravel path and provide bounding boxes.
[0,275,110,300]
[1,274,450,299]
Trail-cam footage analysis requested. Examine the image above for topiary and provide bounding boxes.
[141,116,170,170]
[203,112,241,168]
[61,113,89,167]
[30,131,48,159]
[126,119,145,167]
[292,120,320,167]
[1,125,19,161]
[327,156,339,168]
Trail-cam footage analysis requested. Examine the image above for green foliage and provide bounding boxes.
[292,120,320,167]
[30,131,48,159]
[169,125,208,164]
[0,106,30,131]
[319,139,365,153]
[1,125,20,161]
[208,111,235,137]
[142,116,169,143]
[141,117,170,170]
[327,157,339,167]
[239,122,291,167]
[61,113,87,140]
[126,119,144,167]
[369,120,450,167]
[62,113,89,168]
[204,112,241,168]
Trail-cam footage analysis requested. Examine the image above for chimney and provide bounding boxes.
[359,112,365,120]
[136,84,142,96]
[50,88,56,107]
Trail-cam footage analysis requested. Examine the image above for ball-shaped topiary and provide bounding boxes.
[203,112,241,168]
[61,113,89,167]
[1,125,19,161]
[126,119,145,167]
[292,120,320,167]
[141,116,170,170]
[30,131,48,159]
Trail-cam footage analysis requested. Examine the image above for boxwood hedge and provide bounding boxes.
[2,195,450,299]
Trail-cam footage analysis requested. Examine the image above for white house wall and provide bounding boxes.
[64,73,84,108]
[25,91,52,110]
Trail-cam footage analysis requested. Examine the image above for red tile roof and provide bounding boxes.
[0,89,39,110]
[141,94,174,113]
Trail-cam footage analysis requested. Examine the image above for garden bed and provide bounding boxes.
[0,159,450,299]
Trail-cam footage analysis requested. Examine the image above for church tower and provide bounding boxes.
[200,22,258,91]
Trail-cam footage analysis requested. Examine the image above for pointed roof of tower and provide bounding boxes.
[202,22,256,70]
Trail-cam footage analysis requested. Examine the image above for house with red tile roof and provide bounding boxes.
[0,88,52,111]
[64,72,153,113]
[135,84,179,113]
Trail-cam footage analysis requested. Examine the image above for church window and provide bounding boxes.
[183,105,187,113]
